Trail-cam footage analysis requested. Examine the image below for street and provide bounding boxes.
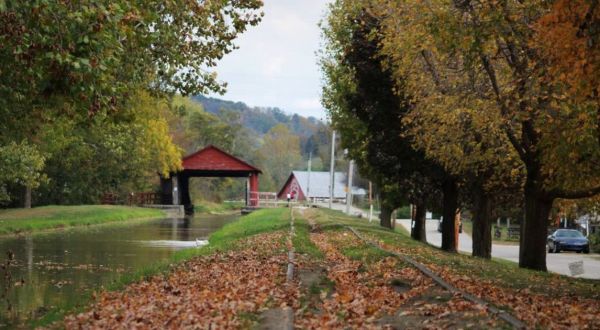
[397,219,600,280]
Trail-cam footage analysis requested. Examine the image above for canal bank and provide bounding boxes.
[0,209,239,327]
[0,205,166,236]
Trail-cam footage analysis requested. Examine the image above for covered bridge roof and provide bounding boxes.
[181,145,261,174]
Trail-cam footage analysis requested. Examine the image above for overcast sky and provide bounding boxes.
[208,0,331,121]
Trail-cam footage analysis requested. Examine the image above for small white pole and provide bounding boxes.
[587,217,590,237]
[329,130,336,209]
[345,160,354,215]
[307,152,312,207]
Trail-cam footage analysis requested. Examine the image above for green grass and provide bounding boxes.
[292,216,325,260]
[0,205,164,235]
[174,207,290,261]
[194,200,245,214]
[342,244,391,264]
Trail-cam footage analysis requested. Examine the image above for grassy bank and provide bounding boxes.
[0,205,165,235]
[194,200,245,214]
[310,208,599,298]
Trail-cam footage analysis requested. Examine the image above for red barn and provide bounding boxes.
[277,171,364,202]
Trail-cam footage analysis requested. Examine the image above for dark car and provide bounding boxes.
[437,217,462,233]
[547,229,589,254]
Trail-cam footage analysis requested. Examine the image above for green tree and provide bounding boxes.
[320,0,447,241]
[0,141,46,207]
[257,124,302,191]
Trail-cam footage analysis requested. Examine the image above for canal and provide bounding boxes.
[0,213,237,326]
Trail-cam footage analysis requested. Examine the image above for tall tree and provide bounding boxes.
[375,0,600,270]
[321,0,446,242]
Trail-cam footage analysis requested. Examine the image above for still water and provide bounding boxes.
[0,214,237,325]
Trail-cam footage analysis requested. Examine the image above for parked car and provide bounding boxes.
[547,229,590,254]
[437,217,463,233]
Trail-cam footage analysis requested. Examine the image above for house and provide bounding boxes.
[277,171,365,202]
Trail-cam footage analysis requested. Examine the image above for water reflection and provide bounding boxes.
[0,214,236,325]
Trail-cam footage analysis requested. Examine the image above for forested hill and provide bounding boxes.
[191,95,326,138]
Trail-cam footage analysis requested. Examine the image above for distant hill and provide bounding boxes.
[191,95,326,139]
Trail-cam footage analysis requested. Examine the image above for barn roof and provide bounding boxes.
[279,171,366,198]
[181,145,261,173]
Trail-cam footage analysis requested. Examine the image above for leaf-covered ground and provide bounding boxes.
[63,232,298,329]
[56,208,600,329]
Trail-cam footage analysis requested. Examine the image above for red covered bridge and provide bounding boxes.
[160,145,261,214]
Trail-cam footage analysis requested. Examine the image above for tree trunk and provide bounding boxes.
[411,202,427,242]
[379,206,393,229]
[472,188,492,259]
[520,174,553,271]
[441,178,458,252]
[24,186,32,209]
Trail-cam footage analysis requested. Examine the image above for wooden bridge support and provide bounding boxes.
[249,173,259,207]
[178,174,193,215]
[160,176,173,205]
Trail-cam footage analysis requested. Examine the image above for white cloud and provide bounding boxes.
[293,97,321,111]
[210,0,332,119]
[264,56,286,76]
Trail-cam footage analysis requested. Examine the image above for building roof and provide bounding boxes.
[284,171,365,198]
[181,145,261,173]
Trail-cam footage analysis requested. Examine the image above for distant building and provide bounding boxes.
[277,171,365,201]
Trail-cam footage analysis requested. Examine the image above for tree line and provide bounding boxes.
[320,0,600,271]
[0,0,331,207]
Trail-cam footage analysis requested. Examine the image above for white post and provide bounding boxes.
[329,130,336,209]
[345,160,354,215]
[586,217,590,237]
[507,217,510,229]
[172,176,179,205]
[307,152,312,207]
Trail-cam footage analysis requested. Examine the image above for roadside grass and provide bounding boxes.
[31,207,292,328]
[194,200,245,214]
[0,205,164,235]
[314,208,600,300]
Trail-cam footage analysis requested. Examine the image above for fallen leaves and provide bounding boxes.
[294,230,494,329]
[62,232,299,329]
[365,231,600,329]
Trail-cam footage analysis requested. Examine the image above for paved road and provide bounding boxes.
[397,219,600,279]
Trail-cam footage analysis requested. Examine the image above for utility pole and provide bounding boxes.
[345,159,354,215]
[307,152,312,207]
[329,130,336,209]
